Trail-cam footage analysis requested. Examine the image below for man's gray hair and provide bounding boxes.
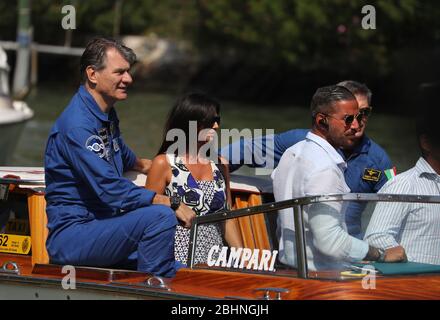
[337,80,372,106]
[80,37,137,83]
[310,85,357,118]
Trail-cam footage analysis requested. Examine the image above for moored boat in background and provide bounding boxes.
[0,47,33,165]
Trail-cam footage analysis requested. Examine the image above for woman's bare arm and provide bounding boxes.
[147,154,195,228]
[145,154,171,195]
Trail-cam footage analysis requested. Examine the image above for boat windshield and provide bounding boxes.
[187,193,440,281]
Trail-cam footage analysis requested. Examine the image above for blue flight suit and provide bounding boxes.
[220,128,393,238]
[44,85,179,277]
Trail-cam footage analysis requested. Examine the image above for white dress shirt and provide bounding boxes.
[364,157,440,265]
[272,132,369,271]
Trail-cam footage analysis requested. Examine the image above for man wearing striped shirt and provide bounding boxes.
[365,106,440,265]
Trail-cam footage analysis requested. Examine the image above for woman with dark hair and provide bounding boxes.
[146,93,243,265]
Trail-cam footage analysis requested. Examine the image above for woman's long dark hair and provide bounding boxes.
[157,92,220,155]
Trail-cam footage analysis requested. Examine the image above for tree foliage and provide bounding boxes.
[195,0,440,76]
[1,1,437,69]
[0,1,438,106]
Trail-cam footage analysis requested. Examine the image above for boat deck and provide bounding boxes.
[2,253,440,300]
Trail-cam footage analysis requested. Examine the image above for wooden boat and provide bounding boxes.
[1,167,440,300]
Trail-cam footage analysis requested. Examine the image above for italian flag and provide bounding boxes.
[384,167,397,180]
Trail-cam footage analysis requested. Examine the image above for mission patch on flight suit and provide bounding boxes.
[362,168,381,182]
[109,121,120,153]
[85,135,106,159]
[98,127,111,161]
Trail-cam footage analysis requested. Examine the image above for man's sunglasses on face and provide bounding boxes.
[322,112,364,127]
[204,115,221,127]
[359,106,373,118]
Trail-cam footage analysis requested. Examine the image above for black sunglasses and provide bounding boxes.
[323,112,363,126]
[359,106,373,118]
[205,115,221,126]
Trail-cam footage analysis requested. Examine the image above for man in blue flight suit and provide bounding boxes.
[220,81,393,239]
[44,38,195,277]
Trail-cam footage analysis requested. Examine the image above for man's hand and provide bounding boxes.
[152,195,195,229]
[175,203,196,229]
[384,245,407,262]
[364,245,407,262]
[133,157,152,174]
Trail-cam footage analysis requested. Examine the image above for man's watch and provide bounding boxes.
[170,194,181,211]
[377,248,386,262]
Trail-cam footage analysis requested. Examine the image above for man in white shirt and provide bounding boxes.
[365,105,440,265]
[272,85,405,271]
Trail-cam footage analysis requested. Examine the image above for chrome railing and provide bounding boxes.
[0,177,45,185]
[187,193,440,278]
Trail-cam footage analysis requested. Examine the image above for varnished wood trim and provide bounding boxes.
[28,194,49,265]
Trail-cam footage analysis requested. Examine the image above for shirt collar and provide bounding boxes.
[416,157,440,181]
[306,132,347,169]
[78,85,112,122]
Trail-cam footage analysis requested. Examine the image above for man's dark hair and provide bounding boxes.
[337,80,372,106]
[80,37,137,83]
[416,105,440,157]
[310,85,357,121]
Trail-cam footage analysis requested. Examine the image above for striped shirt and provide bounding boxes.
[364,157,440,265]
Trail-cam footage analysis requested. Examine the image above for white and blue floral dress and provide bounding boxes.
[165,154,227,265]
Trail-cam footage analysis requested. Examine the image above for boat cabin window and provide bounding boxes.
[188,195,440,280]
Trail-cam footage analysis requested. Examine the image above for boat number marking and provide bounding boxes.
[0,235,8,247]
[0,234,31,255]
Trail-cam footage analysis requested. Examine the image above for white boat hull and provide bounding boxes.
[0,101,33,165]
